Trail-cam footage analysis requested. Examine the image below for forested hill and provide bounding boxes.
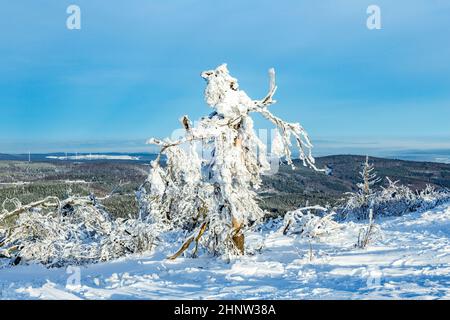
[1,155,449,216]
[260,155,450,213]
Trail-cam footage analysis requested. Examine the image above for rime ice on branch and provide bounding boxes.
[143,64,324,258]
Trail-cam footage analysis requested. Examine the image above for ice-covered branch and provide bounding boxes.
[1,196,60,222]
[253,68,278,108]
[250,68,323,171]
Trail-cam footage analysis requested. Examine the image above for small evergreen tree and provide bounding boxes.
[341,156,381,220]
[358,155,381,198]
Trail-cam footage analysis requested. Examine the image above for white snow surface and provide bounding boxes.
[1,203,450,300]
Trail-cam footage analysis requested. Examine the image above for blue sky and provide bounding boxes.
[0,0,449,155]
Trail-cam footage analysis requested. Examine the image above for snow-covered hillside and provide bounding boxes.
[1,203,449,300]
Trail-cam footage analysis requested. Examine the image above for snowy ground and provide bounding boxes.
[1,203,450,300]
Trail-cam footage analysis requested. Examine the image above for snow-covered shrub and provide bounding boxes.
[340,177,450,220]
[282,205,340,238]
[140,64,324,258]
[417,184,450,208]
[0,196,159,267]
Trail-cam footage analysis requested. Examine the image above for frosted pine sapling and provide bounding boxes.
[340,156,381,220]
[142,64,324,258]
[358,155,381,197]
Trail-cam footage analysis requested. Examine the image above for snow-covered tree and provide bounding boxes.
[340,156,381,219]
[141,64,324,258]
[358,156,381,197]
